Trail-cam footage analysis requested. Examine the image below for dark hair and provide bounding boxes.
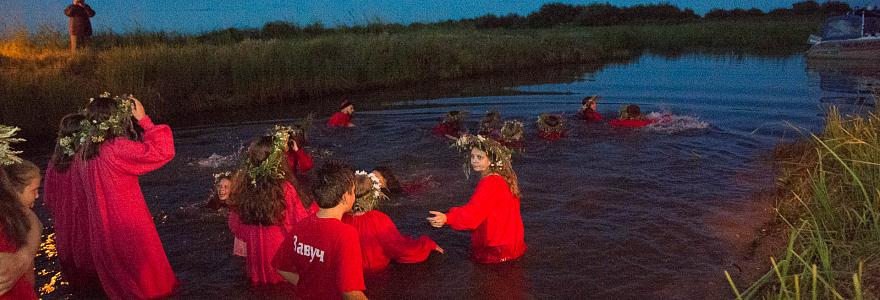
[82,97,138,160]
[312,161,355,209]
[354,175,373,199]
[5,160,40,194]
[230,136,301,226]
[543,115,561,127]
[373,166,402,195]
[0,167,32,247]
[626,105,641,116]
[51,113,85,171]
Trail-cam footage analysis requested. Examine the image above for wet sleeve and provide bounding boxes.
[294,148,313,173]
[445,177,498,230]
[337,228,366,293]
[107,116,176,176]
[282,183,307,232]
[227,210,243,238]
[375,213,437,264]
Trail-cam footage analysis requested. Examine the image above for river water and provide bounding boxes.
[32,54,878,299]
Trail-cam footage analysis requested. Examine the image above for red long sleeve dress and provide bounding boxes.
[327,112,352,128]
[285,148,313,176]
[342,210,437,272]
[79,116,177,299]
[446,174,526,263]
[0,225,37,300]
[228,182,317,284]
[44,159,99,292]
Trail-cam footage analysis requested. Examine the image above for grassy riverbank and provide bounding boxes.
[1,19,819,137]
[728,105,880,298]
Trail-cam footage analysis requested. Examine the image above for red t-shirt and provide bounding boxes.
[342,210,438,272]
[327,112,352,128]
[0,225,37,300]
[273,215,365,299]
[446,175,527,263]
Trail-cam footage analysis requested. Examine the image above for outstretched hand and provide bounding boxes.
[427,211,447,228]
[434,245,445,254]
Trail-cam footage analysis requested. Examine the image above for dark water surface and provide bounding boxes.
[32,54,878,299]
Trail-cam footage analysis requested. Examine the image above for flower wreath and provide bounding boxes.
[212,171,233,185]
[243,125,293,186]
[500,120,524,143]
[58,92,135,157]
[0,125,24,166]
[536,113,565,134]
[352,170,388,212]
[453,134,513,174]
[442,111,467,124]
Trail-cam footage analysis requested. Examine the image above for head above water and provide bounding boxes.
[582,96,598,112]
[312,161,357,210]
[372,166,401,195]
[340,99,354,114]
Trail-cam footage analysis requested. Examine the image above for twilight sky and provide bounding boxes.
[3,0,878,33]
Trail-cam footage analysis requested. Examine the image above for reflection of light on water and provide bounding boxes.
[35,232,68,298]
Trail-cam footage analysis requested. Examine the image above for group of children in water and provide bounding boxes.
[432,95,654,143]
[0,91,536,299]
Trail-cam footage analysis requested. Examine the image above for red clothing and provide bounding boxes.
[342,210,437,272]
[43,160,99,292]
[273,215,365,299]
[581,111,603,121]
[80,116,177,299]
[431,122,463,137]
[0,226,37,300]
[228,182,317,284]
[609,119,653,127]
[64,4,95,36]
[446,175,526,264]
[327,112,352,128]
[285,148,314,176]
[538,130,563,141]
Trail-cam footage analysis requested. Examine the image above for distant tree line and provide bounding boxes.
[441,1,852,29]
[191,1,851,43]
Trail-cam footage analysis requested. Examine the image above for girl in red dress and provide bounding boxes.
[228,127,317,284]
[0,128,42,300]
[427,135,527,263]
[536,113,565,141]
[79,94,177,299]
[343,170,442,272]
[609,104,653,128]
[328,100,355,128]
[43,113,102,294]
[579,95,603,121]
[432,111,467,138]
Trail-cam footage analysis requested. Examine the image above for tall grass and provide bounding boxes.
[0,20,817,136]
[728,104,880,299]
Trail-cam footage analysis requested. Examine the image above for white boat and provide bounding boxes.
[806,7,880,59]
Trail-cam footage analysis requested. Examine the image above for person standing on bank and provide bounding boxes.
[64,0,95,52]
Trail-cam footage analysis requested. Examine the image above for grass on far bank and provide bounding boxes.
[726,103,880,299]
[0,19,819,137]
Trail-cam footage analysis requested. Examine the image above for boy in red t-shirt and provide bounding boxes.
[273,161,367,300]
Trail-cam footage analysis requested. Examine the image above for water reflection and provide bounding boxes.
[806,58,879,114]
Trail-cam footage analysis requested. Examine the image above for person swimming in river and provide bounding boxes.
[432,110,467,138]
[536,113,565,141]
[327,99,355,128]
[205,171,233,210]
[498,120,525,148]
[342,170,443,272]
[579,95,602,121]
[610,104,653,127]
[478,110,502,139]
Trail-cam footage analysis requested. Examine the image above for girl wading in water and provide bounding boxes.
[427,135,526,263]
[343,170,442,272]
[78,93,177,299]
[228,126,317,285]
